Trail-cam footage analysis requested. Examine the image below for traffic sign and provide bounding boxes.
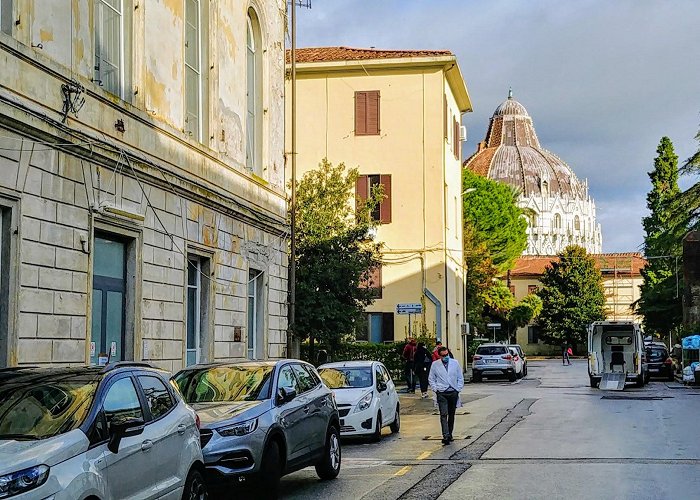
[487,323,501,328]
[397,303,422,315]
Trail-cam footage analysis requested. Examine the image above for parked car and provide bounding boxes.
[509,347,525,379]
[0,363,206,500]
[508,344,528,377]
[173,360,341,496]
[318,361,400,440]
[645,343,675,381]
[471,343,517,382]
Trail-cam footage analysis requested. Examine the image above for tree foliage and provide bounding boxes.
[509,294,543,330]
[536,246,606,347]
[293,159,382,351]
[637,137,686,336]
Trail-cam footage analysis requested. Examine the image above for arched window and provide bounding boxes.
[574,215,580,231]
[541,180,549,198]
[246,8,262,174]
[552,213,561,230]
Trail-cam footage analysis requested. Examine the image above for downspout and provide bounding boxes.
[424,287,442,342]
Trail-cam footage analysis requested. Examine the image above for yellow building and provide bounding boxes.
[508,253,646,354]
[286,47,472,353]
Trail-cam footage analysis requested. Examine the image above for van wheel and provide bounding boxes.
[182,468,207,500]
[315,425,341,480]
[259,440,282,498]
[589,376,598,388]
[635,375,644,388]
[389,405,400,433]
[371,411,382,442]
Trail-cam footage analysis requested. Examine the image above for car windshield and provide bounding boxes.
[0,372,99,440]
[174,365,274,403]
[319,367,373,389]
[477,346,507,356]
[647,348,668,360]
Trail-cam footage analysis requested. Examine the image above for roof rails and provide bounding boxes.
[100,361,157,374]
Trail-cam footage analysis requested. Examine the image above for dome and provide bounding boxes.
[464,91,585,199]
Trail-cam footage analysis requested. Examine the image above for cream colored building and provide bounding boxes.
[0,1,288,369]
[286,47,472,353]
[509,253,645,354]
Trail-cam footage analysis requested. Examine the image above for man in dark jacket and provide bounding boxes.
[414,342,432,398]
[402,338,417,393]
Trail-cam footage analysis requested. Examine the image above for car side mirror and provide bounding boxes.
[107,417,145,454]
[276,387,297,405]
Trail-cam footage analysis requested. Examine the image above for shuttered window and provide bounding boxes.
[94,0,124,97]
[453,117,460,159]
[355,90,380,135]
[185,0,208,143]
[360,265,382,299]
[355,174,391,223]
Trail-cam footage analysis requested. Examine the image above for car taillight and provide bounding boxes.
[664,358,673,365]
[502,354,512,360]
[195,414,201,430]
[473,355,482,360]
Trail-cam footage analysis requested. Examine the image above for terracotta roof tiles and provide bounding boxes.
[511,253,647,277]
[287,46,453,64]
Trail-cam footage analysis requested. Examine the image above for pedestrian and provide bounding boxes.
[414,342,432,398]
[566,346,573,365]
[562,341,571,365]
[432,341,443,361]
[428,346,464,445]
[402,338,418,393]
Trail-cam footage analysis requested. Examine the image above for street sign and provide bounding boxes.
[396,303,422,315]
[487,323,502,328]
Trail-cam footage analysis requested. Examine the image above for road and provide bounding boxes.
[273,359,700,500]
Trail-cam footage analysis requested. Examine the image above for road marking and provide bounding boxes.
[417,451,433,460]
[394,465,411,476]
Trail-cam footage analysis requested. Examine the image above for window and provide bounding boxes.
[355,90,380,135]
[138,376,174,420]
[184,0,208,142]
[103,378,143,429]
[574,215,581,231]
[380,365,392,384]
[528,285,538,295]
[366,312,394,343]
[527,325,540,344]
[1,0,12,35]
[453,116,460,159]
[0,205,11,367]
[360,264,382,299]
[276,365,300,396]
[246,8,262,174]
[94,0,128,98]
[355,174,391,223]
[541,180,549,198]
[509,285,516,296]
[247,269,265,360]
[186,255,210,366]
[552,213,561,230]
[291,364,315,393]
[301,365,322,387]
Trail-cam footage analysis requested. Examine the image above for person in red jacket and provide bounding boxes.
[432,341,443,361]
[402,338,417,393]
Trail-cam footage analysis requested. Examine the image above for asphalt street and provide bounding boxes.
[272,359,700,500]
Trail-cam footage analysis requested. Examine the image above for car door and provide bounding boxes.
[101,375,154,500]
[380,364,398,420]
[374,365,391,425]
[135,374,185,496]
[291,363,326,454]
[275,364,308,464]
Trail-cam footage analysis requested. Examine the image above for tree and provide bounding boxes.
[536,245,606,348]
[637,137,686,337]
[509,293,543,333]
[293,159,382,356]
[462,169,528,273]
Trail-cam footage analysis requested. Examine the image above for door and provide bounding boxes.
[91,235,127,365]
[375,365,391,425]
[291,363,325,454]
[275,365,307,463]
[380,364,398,419]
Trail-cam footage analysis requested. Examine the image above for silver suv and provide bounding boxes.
[471,343,517,382]
[0,363,205,499]
[173,360,341,497]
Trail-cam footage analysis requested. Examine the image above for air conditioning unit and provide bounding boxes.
[459,125,467,142]
[461,322,470,335]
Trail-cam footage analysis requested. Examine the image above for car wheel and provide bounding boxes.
[523,366,528,377]
[635,375,644,388]
[315,425,341,480]
[182,468,207,500]
[589,376,599,388]
[516,369,523,379]
[668,372,675,382]
[371,411,382,442]
[259,440,282,498]
[472,373,481,383]
[508,372,516,382]
[389,405,400,433]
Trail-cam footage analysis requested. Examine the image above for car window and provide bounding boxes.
[380,365,392,384]
[302,365,322,387]
[277,365,300,395]
[173,365,274,403]
[291,364,316,393]
[319,367,373,389]
[375,367,383,387]
[138,375,175,420]
[476,346,508,356]
[103,377,144,430]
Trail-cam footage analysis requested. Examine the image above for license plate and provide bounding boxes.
[486,359,498,364]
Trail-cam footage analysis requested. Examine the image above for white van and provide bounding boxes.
[588,321,649,388]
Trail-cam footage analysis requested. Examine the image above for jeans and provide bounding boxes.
[404,361,416,391]
[563,352,570,365]
[436,390,459,440]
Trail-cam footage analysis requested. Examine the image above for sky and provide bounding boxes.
[293,0,700,253]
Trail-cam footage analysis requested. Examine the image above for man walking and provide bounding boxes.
[428,346,464,445]
[402,338,418,393]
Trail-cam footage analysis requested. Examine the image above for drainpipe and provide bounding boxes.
[424,288,442,343]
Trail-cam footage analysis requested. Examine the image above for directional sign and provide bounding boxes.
[487,323,502,328]
[397,303,422,315]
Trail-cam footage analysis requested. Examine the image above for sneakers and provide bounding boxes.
[421,392,429,399]
[441,438,450,445]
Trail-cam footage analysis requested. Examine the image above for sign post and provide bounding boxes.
[487,322,501,342]
[397,303,423,338]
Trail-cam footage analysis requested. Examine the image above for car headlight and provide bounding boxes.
[0,465,49,498]
[217,418,259,437]
[354,392,374,413]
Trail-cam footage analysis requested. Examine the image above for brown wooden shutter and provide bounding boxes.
[355,92,367,135]
[444,95,448,139]
[355,175,368,213]
[379,174,391,223]
[453,118,459,158]
[367,91,380,135]
[509,285,516,296]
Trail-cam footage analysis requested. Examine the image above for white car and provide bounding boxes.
[509,347,525,379]
[318,361,400,440]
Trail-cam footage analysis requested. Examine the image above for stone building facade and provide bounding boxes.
[0,1,288,370]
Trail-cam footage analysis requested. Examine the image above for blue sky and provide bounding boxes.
[293,0,700,253]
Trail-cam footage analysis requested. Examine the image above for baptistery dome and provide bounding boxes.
[464,91,602,255]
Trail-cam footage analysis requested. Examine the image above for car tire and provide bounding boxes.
[589,376,599,388]
[668,372,675,382]
[508,372,517,382]
[315,425,341,480]
[635,375,644,388]
[516,369,523,379]
[389,405,400,433]
[472,373,481,383]
[523,366,527,377]
[182,468,208,500]
[371,411,382,442]
[259,440,282,498]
